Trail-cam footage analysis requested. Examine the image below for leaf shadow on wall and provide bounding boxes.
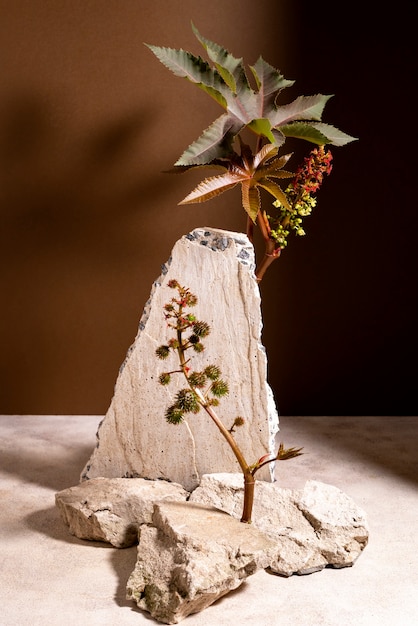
[0,92,179,252]
[0,92,183,413]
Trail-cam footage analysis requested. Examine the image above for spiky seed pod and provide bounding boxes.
[188,371,207,388]
[188,334,200,344]
[168,338,179,349]
[156,345,170,359]
[164,303,175,312]
[185,293,198,307]
[207,397,219,406]
[192,342,205,353]
[204,365,221,380]
[228,416,245,433]
[210,379,229,397]
[192,320,210,337]
[175,389,200,413]
[167,279,179,289]
[165,405,184,424]
[159,373,171,385]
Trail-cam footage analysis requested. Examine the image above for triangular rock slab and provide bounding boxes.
[189,474,369,576]
[55,477,188,548]
[81,228,279,491]
[126,500,277,624]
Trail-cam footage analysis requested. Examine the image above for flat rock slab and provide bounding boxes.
[81,228,279,491]
[56,474,368,578]
[190,474,369,576]
[55,477,188,548]
[126,500,276,624]
[55,475,368,621]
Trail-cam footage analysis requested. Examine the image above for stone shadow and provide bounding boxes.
[279,416,418,486]
[0,443,94,492]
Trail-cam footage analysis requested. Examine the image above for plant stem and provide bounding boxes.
[161,283,302,523]
[246,215,254,243]
[176,320,255,523]
[190,380,256,522]
[255,211,281,282]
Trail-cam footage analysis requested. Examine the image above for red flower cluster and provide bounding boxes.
[292,146,333,195]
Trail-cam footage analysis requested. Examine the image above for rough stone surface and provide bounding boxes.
[81,228,279,490]
[189,474,369,576]
[55,477,188,548]
[126,500,276,624]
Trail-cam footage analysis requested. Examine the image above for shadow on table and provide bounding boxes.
[280,416,418,486]
[26,503,248,621]
[25,504,143,615]
[25,504,111,546]
[0,444,94,491]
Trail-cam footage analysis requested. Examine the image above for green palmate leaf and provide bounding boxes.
[279,121,331,144]
[280,121,357,146]
[189,26,258,126]
[145,44,227,108]
[192,23,246,93]
[176,113,244,165]
[148,26,357,169]
[271,94,333,127]
[250,57,294,114]
[308,122,358,146]
[223,82,257,126]
[247,118,277,143]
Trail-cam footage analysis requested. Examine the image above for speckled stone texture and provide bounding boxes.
[81,228,279,491]
[55,477,189,548]
[55,473,368,579]
[189,474,369,576]
[126,500,277,624]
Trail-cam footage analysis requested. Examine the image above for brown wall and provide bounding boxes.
[0,1,416,416]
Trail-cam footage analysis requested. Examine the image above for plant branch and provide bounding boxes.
[254,211,281,281]
[156,281,302,523]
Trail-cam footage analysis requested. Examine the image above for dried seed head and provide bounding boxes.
[156,345,170,359]
[165,405,184,424]
[204,365,221,380]
[175,389,200,413]
[188,371,207,388]
[210,379,229,397]
[192,320,210,337]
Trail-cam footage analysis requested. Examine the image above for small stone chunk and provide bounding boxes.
[55,477,189,548]
[126,500,277,624]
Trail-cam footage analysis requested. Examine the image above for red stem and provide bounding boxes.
[254,211,281,282]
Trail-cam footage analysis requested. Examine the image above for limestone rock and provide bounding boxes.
[81,228,279,491]
[55,477,188,548]
[189,474,369,576]
[126,500,276,624]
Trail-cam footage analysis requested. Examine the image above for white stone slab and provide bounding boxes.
[82,228,279,490]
